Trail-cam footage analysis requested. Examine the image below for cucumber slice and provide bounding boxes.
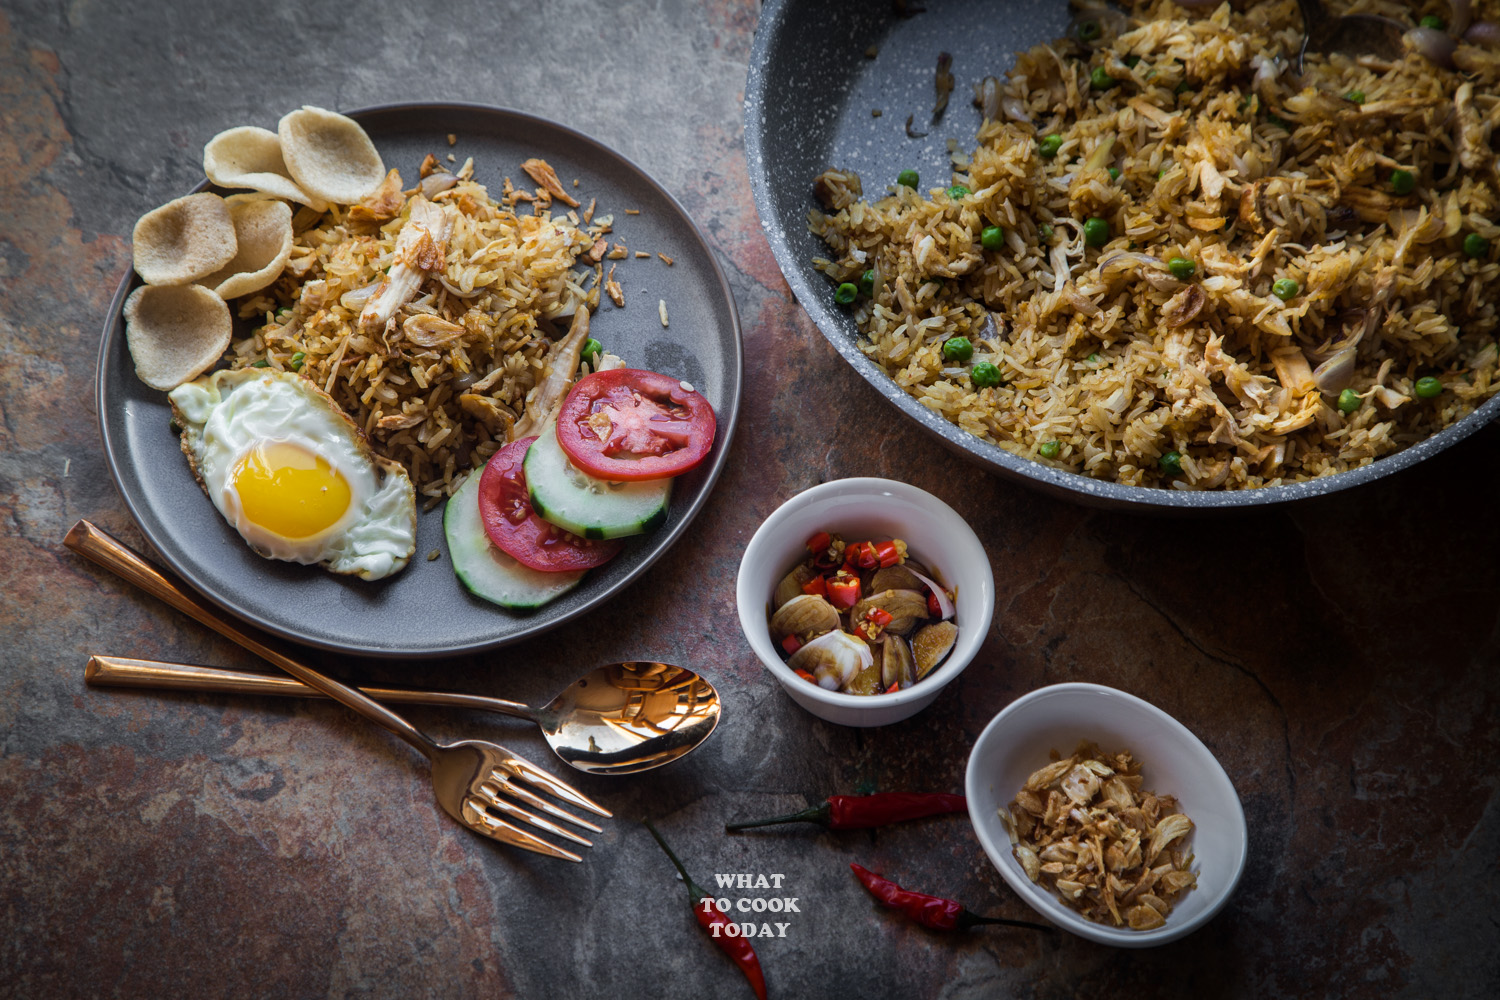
[444,468,584,610]
[524,423,671,539]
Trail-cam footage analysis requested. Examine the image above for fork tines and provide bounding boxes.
[464,754,613,862]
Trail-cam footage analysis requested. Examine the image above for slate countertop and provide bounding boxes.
[2,1,1497,997]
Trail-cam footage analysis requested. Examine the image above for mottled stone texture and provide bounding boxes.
[1,1,1497,998]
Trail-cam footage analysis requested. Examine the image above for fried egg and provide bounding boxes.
[168,368,416,580]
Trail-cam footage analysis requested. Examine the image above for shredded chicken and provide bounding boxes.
[512,307,591,439]
[359,198,454,334]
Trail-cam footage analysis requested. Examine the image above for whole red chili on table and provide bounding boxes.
[725,792,967,832]
[850,864,1052,932]
[645,820,769,1000]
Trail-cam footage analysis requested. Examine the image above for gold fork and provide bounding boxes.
[63,520,611,862]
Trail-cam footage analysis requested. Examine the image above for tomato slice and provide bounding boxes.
[555,369,715,482]
[477,437,622,572]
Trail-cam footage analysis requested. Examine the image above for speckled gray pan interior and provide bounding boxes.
[98,103,742,657]
[744,0,1500,511]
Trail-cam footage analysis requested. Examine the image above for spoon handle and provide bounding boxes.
[85,655,536,718]
[63,519,444,758]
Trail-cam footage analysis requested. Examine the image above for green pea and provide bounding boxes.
[1464,233,1491,258]
[1167,256,1196,280]
[970,362,1002,388]
[1039,223,1054,240]
[1038,134,1063,159]
[250,359,270,368]
[582,338,603,366]
[1389,169,1415,196]
[1337,388,1360,414]
[1159,450,1183,475]
[1124,55,1141,68]
[1039,440,1061,459]
[1344,90,1365,104]
[289,351,306,371]
[948,185,970,200]
[980,225,1004,251]
[1108,166,1121,181]
[1420,15,1445,30]
[1083,216,1111,247]
[1090,66,1117,90]
[1076,19,1101,42]
[1087,352,1101,364]
[942,336,974,362]
[860,269,876,295]
[1272,278,1300,301]
[1415,376,1443,399]
[835,282,858,305]
[897,169,919,189]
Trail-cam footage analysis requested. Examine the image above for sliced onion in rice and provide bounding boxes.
[339,280,382,310]
[1312,347,1358,393]
[1465,20,1500,46]
[975,76,1003,121]
[1451,0,1473,36]
[1405,27,1458,67]
[420,171,459,199]
[908,568,954,621]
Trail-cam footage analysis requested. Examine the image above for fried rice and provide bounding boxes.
[235,158,614,500]
[810,0,1500,490]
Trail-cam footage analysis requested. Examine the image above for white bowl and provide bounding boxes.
[965,683,1248,947]
[735,478,994,727]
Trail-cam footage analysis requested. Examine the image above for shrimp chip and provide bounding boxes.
[123,284,232,391]
[198,195,293,299]
[203,126,328,211]
[131,193,237,286]
[277,106,386,206]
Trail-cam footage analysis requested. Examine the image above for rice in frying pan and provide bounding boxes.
[810,0,1500,489]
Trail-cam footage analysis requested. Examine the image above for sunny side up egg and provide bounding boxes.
[167,368,417,580]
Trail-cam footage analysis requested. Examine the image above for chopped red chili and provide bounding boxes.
[885,681,900,694]
[850,864,1052,932]
[646,821,769,999]
[806,531,832,553]
[793,668,817,684]
[927,591,942,617]
[827,572,861,611]
[781,635,803,656]
[866,608,893,627]
[874,540,900,567]
[800,575,829,598]
[844,541,879,570]
[726,792,968,831]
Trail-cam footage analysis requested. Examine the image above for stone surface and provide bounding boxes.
[1,1,1498,998]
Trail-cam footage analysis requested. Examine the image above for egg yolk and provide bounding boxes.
[232,441,352,538]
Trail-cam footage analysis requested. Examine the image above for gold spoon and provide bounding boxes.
[85,655,721,775]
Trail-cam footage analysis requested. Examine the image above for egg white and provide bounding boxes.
[168,368,416,580]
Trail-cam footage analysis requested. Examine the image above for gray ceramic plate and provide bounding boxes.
[98,102,742,657]
[745,0,1500,511]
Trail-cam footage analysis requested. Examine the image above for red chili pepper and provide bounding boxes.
[827,573,861,611]
[927,591,942,617]
[806,531,832,553]
[873,540,900,567]
[646,821,769,999]
[850,864,1052,932]
[885,681,900,694]
[781,635,803,656]
[726,792,967,831]
[793,668,816,684]
[865,607,893,628]
[800,575,829,598]
[844,541,879,570]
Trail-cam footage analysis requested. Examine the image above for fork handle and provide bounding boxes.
[64,520,442,760]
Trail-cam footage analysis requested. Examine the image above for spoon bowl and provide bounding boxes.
[84,655,722,775]
[1296,0,1407,72]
